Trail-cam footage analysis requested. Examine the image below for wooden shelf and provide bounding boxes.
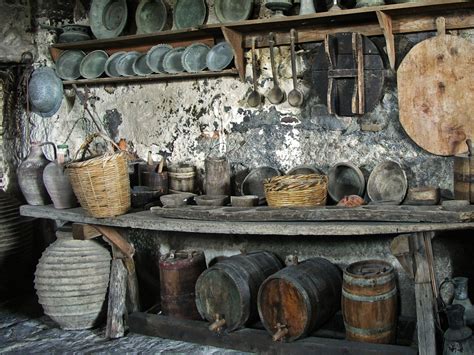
[62,69,239,86]
[50,0,474,82]
[19,205,474,236]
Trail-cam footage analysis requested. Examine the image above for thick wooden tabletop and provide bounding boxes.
[20,205,474,236]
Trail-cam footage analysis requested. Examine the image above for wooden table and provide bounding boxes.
[21,205,474,355]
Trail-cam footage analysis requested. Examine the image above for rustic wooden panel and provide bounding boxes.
[129,312,417,354]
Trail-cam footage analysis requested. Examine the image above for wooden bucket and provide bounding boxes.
[195,251,283,332]
[258,257,342,342]
[342,260,398,344]
[168,165,196,192]
[159,250,206,320]
[205,156,231,196]
[454,140,473,203]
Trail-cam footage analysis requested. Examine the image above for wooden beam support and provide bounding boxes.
[106,258,127,339]
[129,313,417,355]
[377,11,396,70]
[72,223,102,240]
[412,232,437,355]
[93,225,135,258]
[221,27,245,81]
[390,234,415,279]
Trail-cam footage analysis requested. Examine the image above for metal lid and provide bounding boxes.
[104,51,126,77]
[116,51,141,77]
[132,53,153,76]
[146,44,172,73]
[162,47,186,74]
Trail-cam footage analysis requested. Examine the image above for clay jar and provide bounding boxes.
[43,144,78,209]
[18,142,55,205]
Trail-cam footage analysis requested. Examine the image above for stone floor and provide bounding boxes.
[0,296,245,354]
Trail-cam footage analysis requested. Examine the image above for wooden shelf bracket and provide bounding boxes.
[376,11,396,71]
[221,27,246,81]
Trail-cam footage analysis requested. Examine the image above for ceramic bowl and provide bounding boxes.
[104,51,126,77]
[162,47,186,74]
[231,195,259,207]
[181,43,210,73]
[89,0,128,39]
[206,42,234,72]
[80,50,109,79]
[116,51,141,76]
[133,53,153,76]
[56,50,86,80]
[328,162,365,202]
[136,0,167,34]
[146,44,173,73]
[28,67,63,117]
[367,161,407,205]
[195,195,228,206]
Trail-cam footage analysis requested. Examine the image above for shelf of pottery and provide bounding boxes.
[48,0,474,86]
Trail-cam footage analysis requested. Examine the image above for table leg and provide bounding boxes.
[412,231,437,355]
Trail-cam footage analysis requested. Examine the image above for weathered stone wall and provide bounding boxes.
[2,0,473,318]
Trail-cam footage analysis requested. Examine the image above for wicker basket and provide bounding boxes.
[66,133,131,218]
[264,174,328,207]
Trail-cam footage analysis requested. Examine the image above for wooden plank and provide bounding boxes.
[61,69,239,86]
[129,313,417,355]
[106,259,127,339]
[149,205,474,223]
[123,257,141,314]
[222,27,245,81]
[19,205,474,236]
[93,225,135,258]
[412,232,437,355]
[376,11,396,70]
[72,223,102,240]
[243,10,474,48]
[390,234,415,279]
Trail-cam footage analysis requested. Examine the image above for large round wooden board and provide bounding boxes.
[398,33,474,156]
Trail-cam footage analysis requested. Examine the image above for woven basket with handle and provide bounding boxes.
[66,133,131,218]
[264,174,328,208]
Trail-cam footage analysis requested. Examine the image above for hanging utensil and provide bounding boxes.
[288,29,304,107]
[247,38,262,107]
[267,32,285,105]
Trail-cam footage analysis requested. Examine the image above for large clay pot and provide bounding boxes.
[43,144,77,209]
[18,142,55,205]
[0,191,33,293]
[34,229,111,330]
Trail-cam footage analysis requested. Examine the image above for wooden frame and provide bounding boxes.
[50,0,474,84]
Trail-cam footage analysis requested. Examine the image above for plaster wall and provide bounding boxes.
[2,0,473,318]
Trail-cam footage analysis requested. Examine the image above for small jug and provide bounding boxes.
[443,305,474,355]
[440,277,474,326]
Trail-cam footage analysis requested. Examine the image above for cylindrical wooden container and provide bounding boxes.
[142,171,169,194]
[454,140,473,203]
[205,156,231,196]
[168,165,196,192]
[258,257,342,342]
[342,260,398,344]
[159,250,206,320]
[195,251,283,332]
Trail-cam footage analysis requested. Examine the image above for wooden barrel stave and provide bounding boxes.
[258,257,342,341]
[342,260,398,344]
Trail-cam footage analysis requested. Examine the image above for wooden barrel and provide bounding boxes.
[258,257,342,342]
[342,260,398,344]
[195,251,283,332]
[454,140,473,203]
[159,250,206,320]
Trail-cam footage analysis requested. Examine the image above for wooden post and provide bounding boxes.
[412,232,437,355]
[106,258,127,339]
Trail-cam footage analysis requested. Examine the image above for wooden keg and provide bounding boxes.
[454,140,473,203]
[258,257,342,342]
[342,260,398,344]
[159,250,206,320]
[195,251,283,332]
